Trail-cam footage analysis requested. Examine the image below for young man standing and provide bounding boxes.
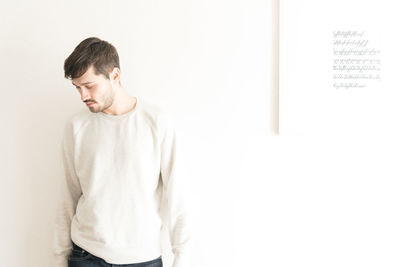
[53,37,190,267]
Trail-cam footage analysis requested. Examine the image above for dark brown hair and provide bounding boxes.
[64,37,120,80]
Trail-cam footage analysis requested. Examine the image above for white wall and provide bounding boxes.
[3,1,397,267]
[0,1,275,266]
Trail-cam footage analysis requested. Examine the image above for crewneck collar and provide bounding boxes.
[97,96,140,121]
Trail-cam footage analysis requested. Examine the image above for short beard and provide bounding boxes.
[100,89,115,112]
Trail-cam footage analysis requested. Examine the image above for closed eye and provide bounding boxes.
[75,86,93,90]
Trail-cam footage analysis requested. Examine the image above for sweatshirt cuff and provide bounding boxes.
[54,255,68,267]
[172,252,190,267]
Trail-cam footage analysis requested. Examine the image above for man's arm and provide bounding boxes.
[159,114,192,267]
[53,121,82,267]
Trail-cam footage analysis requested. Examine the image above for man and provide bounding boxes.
[53,37,190,267]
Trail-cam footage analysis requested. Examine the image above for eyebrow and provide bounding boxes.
[72,81,94,87]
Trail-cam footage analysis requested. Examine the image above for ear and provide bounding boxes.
[109,67,120,84]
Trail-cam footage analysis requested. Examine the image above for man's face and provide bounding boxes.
[71,65,115,113]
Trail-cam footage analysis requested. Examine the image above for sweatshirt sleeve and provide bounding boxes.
[159,114,192,267]
[53,120,82,267]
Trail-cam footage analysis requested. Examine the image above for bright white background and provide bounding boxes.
[1,1,399,267]
[276,0,400,266]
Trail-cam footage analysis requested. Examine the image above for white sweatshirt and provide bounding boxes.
[53,97,190,267]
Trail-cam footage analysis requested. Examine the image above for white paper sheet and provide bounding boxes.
[279,0,400,136]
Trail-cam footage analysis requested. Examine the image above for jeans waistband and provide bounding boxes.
[71,240,162,263]
[71,240,86,252]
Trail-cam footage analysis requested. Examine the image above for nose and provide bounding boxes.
[80,88,90,102]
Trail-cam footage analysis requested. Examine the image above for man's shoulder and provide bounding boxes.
[139,97,173,127]
[63,108,93,135]
[139,97,166,116]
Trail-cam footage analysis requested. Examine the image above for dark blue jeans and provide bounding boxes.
[68,241,163,267]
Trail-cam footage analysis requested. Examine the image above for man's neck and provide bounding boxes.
[102,89,137,116]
